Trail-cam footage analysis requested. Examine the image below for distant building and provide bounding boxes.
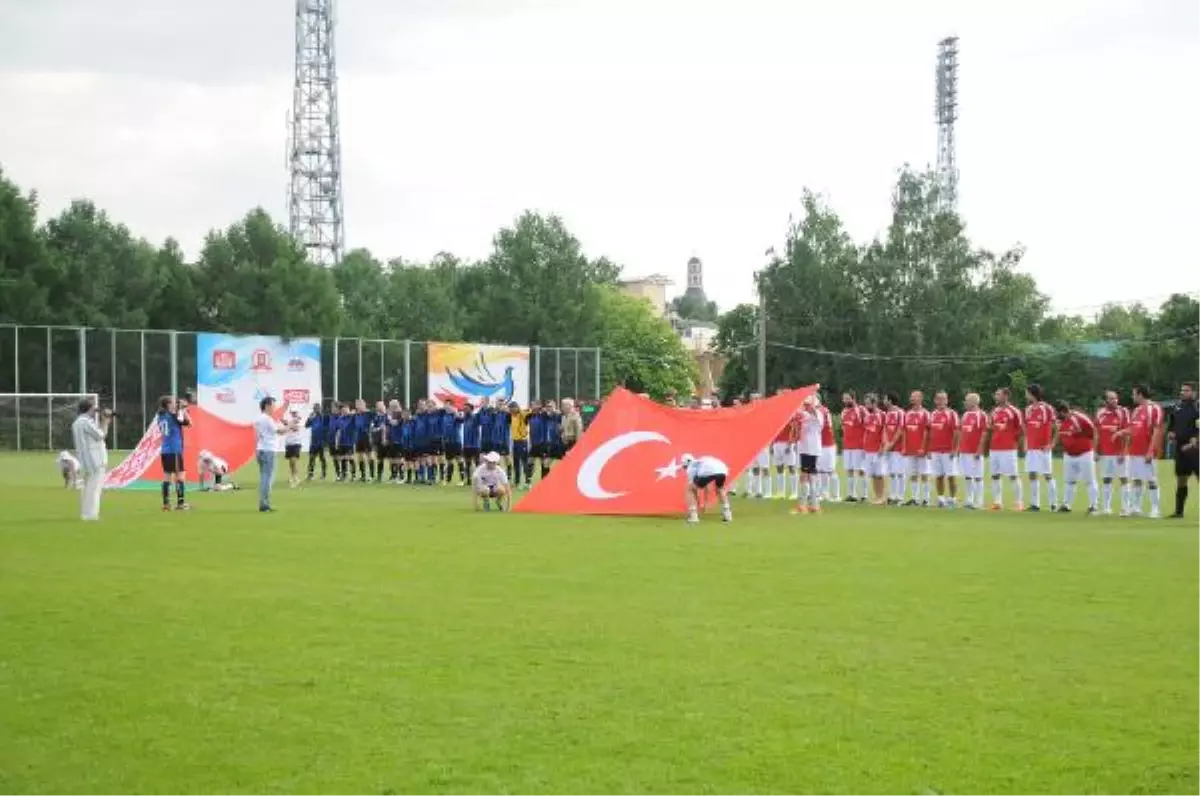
[684,256,706,300]
[678,320,718,352]
[618,274,672,318]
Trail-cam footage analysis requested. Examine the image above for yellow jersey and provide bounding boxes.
[510,409,531,441]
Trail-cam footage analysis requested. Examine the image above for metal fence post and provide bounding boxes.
[13,325,20,451]
[333,337,339,400]
[46,327,52,450]
[139,331,147,435]
[555,348,561,402]
[169,330,178,398]
[79,326,87,395]
[533,346,540,402]
[378,341,384,400]
[403,340,411,407]
[357,338,363,399]
[111,328,117,449]
[573,349,579,399]
[594,348,601,400]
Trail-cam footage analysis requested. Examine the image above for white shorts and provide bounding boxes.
[771,442,796,468]
[818,446,836,473]
[960,453,985,479]
[1129,457,1158,483]
[990,450,1018,477]
[905,455,928,477]
[1099,456,1128,481]
[864,452,887,478]
[930,452,958,478]
[754,448,770,469]
[1025,449,1052,476]
[1063,451,1095,484]
[843,449,864,473]
[887,452,906,475]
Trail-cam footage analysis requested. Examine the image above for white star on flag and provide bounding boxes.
[655,457,681,481]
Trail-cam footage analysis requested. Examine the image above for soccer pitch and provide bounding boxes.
[1,454,1196,794]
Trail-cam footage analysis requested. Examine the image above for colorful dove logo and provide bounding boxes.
[445,353,516,402]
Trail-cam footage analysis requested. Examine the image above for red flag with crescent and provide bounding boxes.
[515,385,817,515]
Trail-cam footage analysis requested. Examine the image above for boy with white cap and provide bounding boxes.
[57,450,82,489]
[198,449,236,492]
[472,451,511,511]
[682,452,732,524]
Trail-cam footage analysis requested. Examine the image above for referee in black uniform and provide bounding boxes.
[1167,382,1198,518]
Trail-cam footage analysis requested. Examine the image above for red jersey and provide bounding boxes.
[1129,402,1164,457]
[1095,405,1130,456]
[862,409,884,453]
[989,404,1023,452]
[1059,410,1096,456]
[1024,401,1055,450]
[819,406,835,448]
[928,407,959,453]
[773,416,796,444]
[903,407,931,455]
[841,405,866,450]
[959,408,989,454]
[883,407,905,453]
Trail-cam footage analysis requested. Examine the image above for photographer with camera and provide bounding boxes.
[71,397,112,521]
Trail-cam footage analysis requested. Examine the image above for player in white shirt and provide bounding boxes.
[814,394,839,502]
[682,453,732,524]
[283,409,304,488]
[791,398,824,514]
[198,449,236,491]
[57,450,82,489]
[746,393,771,498]
[472,450,511,511]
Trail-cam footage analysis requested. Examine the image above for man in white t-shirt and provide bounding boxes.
[792,398,823,514]
[682,453,731,524]
[472,450,511,511]
[57,450,82,489]
[198,449,236,492]
[254,396,287,512]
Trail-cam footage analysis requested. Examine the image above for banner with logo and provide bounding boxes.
[197,333,322,451]
[515,386,816,515]
[428,342,530,409]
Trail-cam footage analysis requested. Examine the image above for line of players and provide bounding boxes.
[739,384,1171,517]
[303,396,579,489]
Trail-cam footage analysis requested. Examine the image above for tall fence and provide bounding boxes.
[0,324,602,451]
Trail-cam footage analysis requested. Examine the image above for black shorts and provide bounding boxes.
[1176,451,1199,478]
[799,454,818,474]
[285,444,302,460]
[160,452,183,474]
[550,443,565,460]
[463,448,480,461]
[374,442,390,458]
[693,473,727,489]
[428,439,444,456]
[354,438,370,454]
[481,441,496,454]
[337,444,353,458]
[445,442,463,458]
[310,442,325,455]
[530,443,546,459]
[563,440,576,455]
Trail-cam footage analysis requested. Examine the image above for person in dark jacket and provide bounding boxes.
[1167,382,1198,518]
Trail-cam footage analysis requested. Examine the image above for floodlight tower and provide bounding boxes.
[935,36,959,213]
[287,0,344,266]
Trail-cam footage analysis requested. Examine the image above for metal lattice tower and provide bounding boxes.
[288,0,344,266]
[935,36,959,213]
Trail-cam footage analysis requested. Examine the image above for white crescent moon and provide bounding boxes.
[576,430,671,500]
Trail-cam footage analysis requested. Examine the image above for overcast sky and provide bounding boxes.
[1,0,1197,317]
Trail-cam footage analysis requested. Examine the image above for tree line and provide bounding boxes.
[716,168,1198,409]
[0,167,697,400]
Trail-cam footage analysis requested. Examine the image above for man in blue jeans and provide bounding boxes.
[254,396,287,512]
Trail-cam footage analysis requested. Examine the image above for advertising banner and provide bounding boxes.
[428,342,530,409]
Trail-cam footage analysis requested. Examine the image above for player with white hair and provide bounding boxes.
[198,449,236,491]
[682,452,732,524]
[57,450,82,489]
[472,450,511,511]
[792,396,824,514]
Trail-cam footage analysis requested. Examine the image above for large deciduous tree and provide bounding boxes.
[589,287,696,399]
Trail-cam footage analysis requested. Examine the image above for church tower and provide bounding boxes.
[684,256,705,299]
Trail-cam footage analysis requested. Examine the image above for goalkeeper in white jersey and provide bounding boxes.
[682,453,732,524]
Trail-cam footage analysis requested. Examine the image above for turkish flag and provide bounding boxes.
[515,385,817,516]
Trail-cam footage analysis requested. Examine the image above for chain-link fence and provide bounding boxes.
[0,324,602,451]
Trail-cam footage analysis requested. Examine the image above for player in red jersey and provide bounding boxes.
[840,391,868,502]
[859,394,887,505]
[815,395,839,502]
[1055,401,1098,513]
[881,392,906,505]
[1023,384,1059,512]
[1117,384,1165,518]
[902,390,932,506]
[928,390,960,508]
[958,392,989,509]
[987,387,1025,511]
[771,394,798,501]
[1094,389,1132,515]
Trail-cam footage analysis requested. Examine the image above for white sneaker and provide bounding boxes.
[1149,510,1161,519]
[722,510,732,523]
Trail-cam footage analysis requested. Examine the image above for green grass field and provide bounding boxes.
[1,453,1196,794]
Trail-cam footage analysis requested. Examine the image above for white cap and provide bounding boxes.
[680,453,695,466]
[483,451,501,464]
